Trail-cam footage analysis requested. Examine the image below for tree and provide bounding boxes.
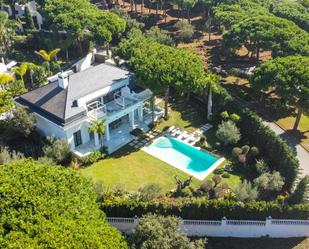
[35,48,61,75]
[251,56,309,130]
[174,20,194,43]
[0,160,128,248]
[43,137,71,164]
[12,63,28,83]
[89,119,106,147]
[43,0,126,57]
[129,214,206,249]
[183,0,197,23]
[234,180,258,201]
[0,11,21,61]
[24,6,36,30]
[288,176,309,204]
[254,171,285,200]
[9,106,36,137]
[216,120,241,145]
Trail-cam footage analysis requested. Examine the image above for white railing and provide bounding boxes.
[87,101,107,119]
[107,217,309,238]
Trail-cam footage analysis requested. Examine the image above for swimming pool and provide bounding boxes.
[142,136,224,180]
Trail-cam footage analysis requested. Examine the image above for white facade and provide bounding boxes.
[34,74,154,157]
[107,217,309,238]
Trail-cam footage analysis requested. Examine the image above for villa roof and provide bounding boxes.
[15,63,131,126]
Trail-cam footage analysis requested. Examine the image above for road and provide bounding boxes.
[263,121,309,177]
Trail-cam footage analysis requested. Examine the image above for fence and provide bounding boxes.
[107,217,309,238]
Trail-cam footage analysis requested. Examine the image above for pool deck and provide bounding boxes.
[142,136,225,180]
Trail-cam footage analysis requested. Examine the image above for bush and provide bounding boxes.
[43,137,71,165]
[83,150,105,165]
[214,168,224,175]
[174,21,194,43]
[9,106,36,137]
[234,180,258,201]
[0,147,24,165]
[222,172,230,178]
[138,183,162,201]
[230,113,240,122]
[288,176,309,205]
[101,197,309,220]
[220,111,229,119]
[129,214,206,249]
[216,120,241,146]
[255,159,270,175]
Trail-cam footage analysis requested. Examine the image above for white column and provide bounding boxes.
[138,106,143,122]
[94,132,100,147]
[105,123,110,141]
[129,111,135,129]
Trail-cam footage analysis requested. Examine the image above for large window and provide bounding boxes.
[73,130,82,147]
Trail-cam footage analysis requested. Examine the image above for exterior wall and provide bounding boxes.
[35,114,66,139]
[35,114,90,150]
[107,217,309,238]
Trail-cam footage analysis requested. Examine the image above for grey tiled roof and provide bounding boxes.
[16,63,131,126]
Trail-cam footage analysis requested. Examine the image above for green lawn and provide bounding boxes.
[276,114,309,151]
[80,146,202,192]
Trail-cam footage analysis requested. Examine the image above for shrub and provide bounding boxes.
[0,147,24,165]
[138,183,162,201]
[288,176,309,205]
[234,180,258,201]
[9,106,36,137]
[230,113,240,122]
[146,27,174,46]
[129,214,206,249]
[174,21,194,43]
[220,111,229,119]
[255,159,270,175]
[222,172,230,178]
[216,120,241,146]
[214,168,224,175]
[83,150,104,165]
[43,137,71,165]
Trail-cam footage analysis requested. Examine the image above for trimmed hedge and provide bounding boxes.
[101,198,309,220]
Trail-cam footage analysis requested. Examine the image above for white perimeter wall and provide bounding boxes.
[107,217,309,238]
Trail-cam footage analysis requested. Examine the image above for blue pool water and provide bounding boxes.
[143,136,222,180]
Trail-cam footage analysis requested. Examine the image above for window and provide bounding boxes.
[73,130,82,147]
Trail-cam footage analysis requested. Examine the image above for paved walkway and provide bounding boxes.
[263,121,309,177]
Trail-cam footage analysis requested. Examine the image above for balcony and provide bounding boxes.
[86,88,152,119]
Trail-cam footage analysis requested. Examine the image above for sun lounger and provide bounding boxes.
[166,126,175,134]
[180,132,190,140]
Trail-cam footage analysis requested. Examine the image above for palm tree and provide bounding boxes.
[35,48,60,75]
[88,119,106,147]
[149,95,156,125]
[12,63,28,83]
[0,74,14,89]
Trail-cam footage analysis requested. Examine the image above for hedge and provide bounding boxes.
[213,89,299,191]
[101,198,309,220]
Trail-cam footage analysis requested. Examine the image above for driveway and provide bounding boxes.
[263,121,309,177]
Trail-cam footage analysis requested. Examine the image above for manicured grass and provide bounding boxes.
[276,114,309,151]
[80,146,202,192]
[156,99,207,133]
[207,237,309,249]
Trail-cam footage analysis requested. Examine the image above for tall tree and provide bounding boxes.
[251,56,309,130]
[24,6,36,30]
[0,160,128,248]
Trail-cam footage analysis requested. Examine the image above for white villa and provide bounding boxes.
[16,57,162,157]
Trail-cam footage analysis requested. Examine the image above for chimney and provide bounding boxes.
[58,72,69,89]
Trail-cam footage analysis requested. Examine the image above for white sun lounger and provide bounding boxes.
[167,126,175,133]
